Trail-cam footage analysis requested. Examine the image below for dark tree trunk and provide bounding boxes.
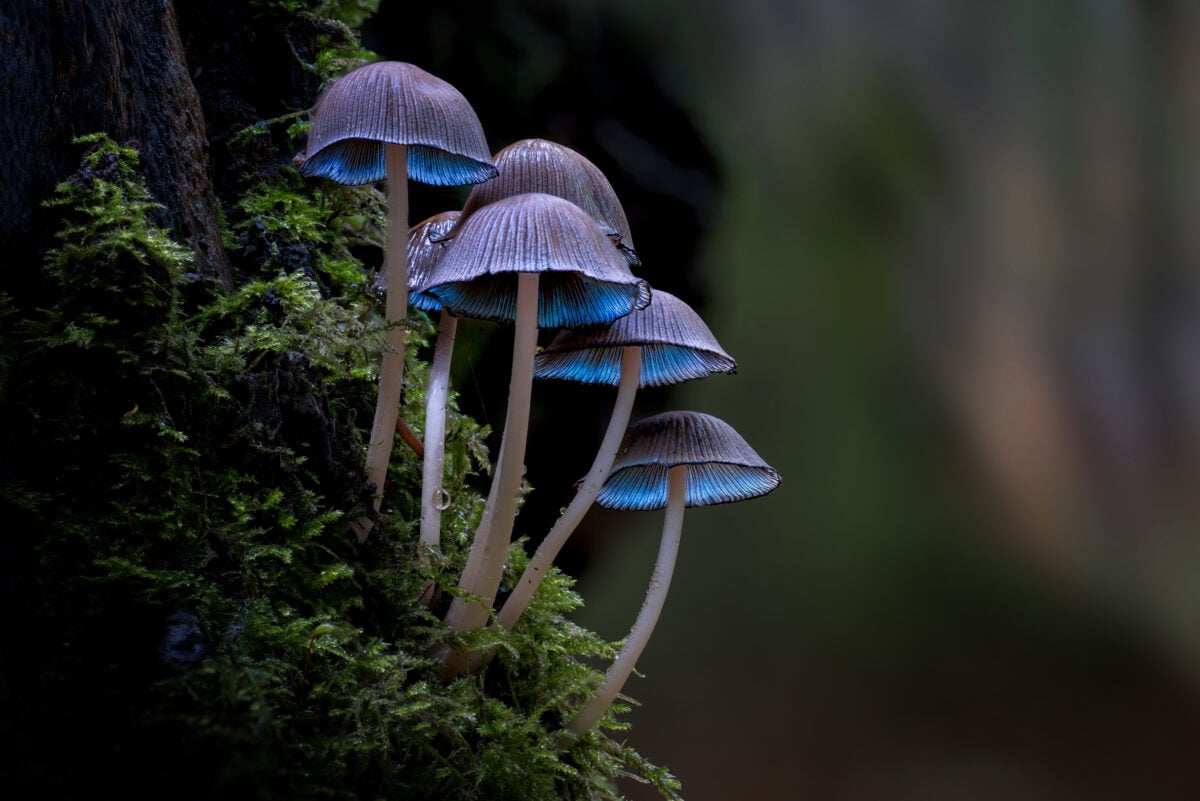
[1,0,230,286]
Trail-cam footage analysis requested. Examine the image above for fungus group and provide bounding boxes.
[298,61,780,736]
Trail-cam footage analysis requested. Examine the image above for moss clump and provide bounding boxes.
[0,127,680,799]
[232,163,387,301]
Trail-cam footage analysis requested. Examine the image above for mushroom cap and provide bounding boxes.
[596,411,781,511]
[299,61,498,187]
[447,138,638,265]
[372,211,460,311]
[418,193,650,328]
[533,289,736,387]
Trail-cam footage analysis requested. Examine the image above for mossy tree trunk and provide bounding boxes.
[1,0,231,287]
[0,3,381,798]
[0,4,704,799]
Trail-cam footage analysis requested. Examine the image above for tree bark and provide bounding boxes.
[1,0,230,286]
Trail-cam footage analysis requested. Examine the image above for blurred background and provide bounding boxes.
[366,1,1200,798]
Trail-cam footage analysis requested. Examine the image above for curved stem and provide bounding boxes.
[418,310,457,560]
[496,346,642,630]
[444,272,539,633]
[361,143,409,533]
[567,464,687,735]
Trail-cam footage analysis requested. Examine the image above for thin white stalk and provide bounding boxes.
[567,464,687,736]
[496,346,642,631]
[444,272,540,633]
[418,310,457,560]
[362,143,409,533]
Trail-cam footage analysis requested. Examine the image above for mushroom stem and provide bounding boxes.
[418,309,457,560]
[567,464,687,736]
[362,143,409,530]
[496,345,642,631]
[444,272,540,633]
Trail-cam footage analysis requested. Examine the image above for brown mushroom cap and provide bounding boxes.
[418,192,649,328]
[596,411,781,510]
[372,210,460,310]
[534,289,736,387]
[448,138,637,263]
[299,61,497,186]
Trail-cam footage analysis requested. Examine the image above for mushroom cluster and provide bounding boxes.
[298,61,780,735]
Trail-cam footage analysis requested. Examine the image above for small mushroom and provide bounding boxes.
[419,192,649,638]
[565,411,781,736]
[442,138,639,265]
[298,61,496,527]
[495,290,736,631]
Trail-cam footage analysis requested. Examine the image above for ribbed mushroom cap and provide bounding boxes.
[448,139,638,264]
[419,193,650,328]
[596,411,781,511]
[534,290,736,387]
[373,211,460,311]
[299,61,498,186]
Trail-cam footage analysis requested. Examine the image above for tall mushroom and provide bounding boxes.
[298,61,497,531]
[495,289,736,631]
[375,211,461,560]
[418,192,649,640]
[565,411,781,736]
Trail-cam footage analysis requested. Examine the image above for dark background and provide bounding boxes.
[365,2,1200,800]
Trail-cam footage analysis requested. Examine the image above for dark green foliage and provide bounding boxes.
[0,129,680,800]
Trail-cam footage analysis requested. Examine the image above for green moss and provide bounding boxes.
[233,167,384,297]
[1,125,681,799]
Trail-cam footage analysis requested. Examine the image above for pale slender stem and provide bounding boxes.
[361,144,409,532]
[567,465,687,736]
[443,272,540,633]
[496,346,642,631]
[418,310,457,560]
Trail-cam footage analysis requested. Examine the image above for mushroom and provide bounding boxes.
[495,289,736,631]
[442,138,640,266]
[374,211,461,561]
[418,192,649,638]
[565,411,781,736]
[391,138,639,566]
[298,61,496,529]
